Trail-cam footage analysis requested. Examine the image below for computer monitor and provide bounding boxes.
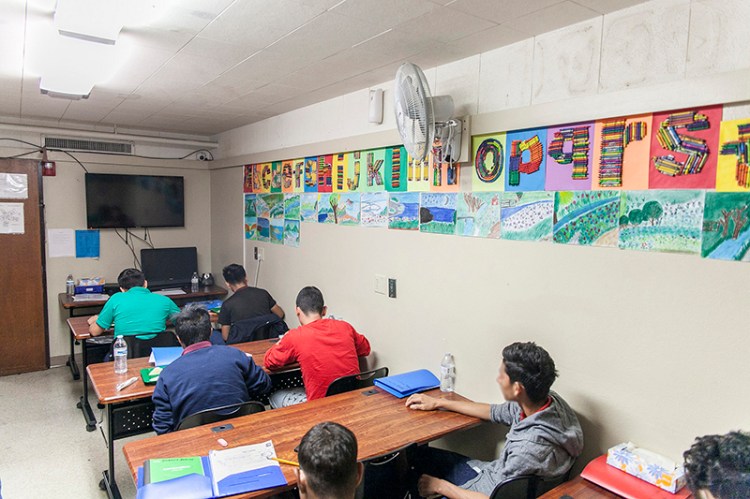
[141,247,198,290]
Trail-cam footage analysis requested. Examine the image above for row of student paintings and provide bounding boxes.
[242,106,750,195]
[244,191,750,262]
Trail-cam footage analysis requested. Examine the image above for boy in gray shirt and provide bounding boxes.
[406,342,583,498]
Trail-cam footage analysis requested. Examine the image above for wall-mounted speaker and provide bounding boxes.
[368,88,383,124]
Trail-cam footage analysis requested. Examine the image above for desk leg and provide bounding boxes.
[99,404,122,499]
[67,326,80,381]
[76,338,97,432]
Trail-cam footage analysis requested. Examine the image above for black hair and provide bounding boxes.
[298,422,358,497]
[173,305,211,346]
[222,263,247,285]
[502,342,558,404]
[296,286,325,315]
[118,268,145,290]
[684,431,750,499]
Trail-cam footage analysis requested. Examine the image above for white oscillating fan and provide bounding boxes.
[394,62,463,163]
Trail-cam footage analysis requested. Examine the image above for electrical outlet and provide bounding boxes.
[374,274,387,295]
[257,247,264,261]
[388,278,397,298]
[254,247,264,261]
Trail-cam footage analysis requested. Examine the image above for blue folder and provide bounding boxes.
[373,369,440,398]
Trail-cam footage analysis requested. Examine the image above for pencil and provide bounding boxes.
[271,457,299,467]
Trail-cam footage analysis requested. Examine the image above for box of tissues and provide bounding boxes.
[606,442,687,493]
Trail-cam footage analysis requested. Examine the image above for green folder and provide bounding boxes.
[140,367,162,385]
[144,456,205,484]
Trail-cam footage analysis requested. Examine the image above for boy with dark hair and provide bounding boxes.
[296,422,364,499]
[406,342,583,498]
[88,268,180,337]
[684,431,750,499]
[152,305,272,434]
[264,286,371,403]
[218,263,284,342]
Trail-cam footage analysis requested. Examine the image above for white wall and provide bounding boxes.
[208,0,750,466]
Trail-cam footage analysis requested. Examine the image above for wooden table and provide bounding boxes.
[60,285,228,380]
[538,476,621,498]
[87,339,297,499]
[122,388,481,498]
[67,316,112,431]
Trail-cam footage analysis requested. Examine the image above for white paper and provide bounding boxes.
[208,440,279,490]
[0,203,24,234]
[47,228,75,257]
[0,173,28,199]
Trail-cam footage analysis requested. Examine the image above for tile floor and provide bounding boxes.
[0,365,140,498]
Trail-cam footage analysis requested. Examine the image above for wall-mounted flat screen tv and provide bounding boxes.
[85,173,185,228]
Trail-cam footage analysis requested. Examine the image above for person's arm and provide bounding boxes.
[405,393,492,421]
[263,337,296,369]
[221,324,231,342]
[90,300,115,336]
[88,322,105,336]
[271,304,284,319]
[151,378,174,435]
[418,475,489,499]
[244,357,273,396]
[351,326,371,356]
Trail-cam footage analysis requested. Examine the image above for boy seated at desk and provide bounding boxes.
[152,305,272,434]
[218,263,285,342]
[406,342,583,498]
[683,430,750,499]
[263,286,371,407]
[87,268,180,337]
[297,422,364,499]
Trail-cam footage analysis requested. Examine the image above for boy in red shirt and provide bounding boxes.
[264,286,371,405]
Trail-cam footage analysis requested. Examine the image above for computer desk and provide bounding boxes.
[87,338,298,499]
[122,387,482,498]
[59,285,228,380]
[538,476,622,498]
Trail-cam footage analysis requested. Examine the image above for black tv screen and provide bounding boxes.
[85,173,185,228]
[141,247,197,290]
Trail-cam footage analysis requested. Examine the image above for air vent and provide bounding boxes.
[43,136,134,155]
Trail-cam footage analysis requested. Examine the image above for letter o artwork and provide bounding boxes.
[475,138,504,183]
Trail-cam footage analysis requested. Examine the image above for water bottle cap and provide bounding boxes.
[116,335,124,339]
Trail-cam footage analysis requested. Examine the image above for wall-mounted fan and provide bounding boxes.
[394,62,463,164]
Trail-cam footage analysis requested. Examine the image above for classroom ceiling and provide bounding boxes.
[0,0,651,138]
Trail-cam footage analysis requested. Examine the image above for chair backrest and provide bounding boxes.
[489,475,538,499]
[122,331,180,359]
[176,400,265,431]
[535,473,569,497]
[356,442,417,499]
[227,314,289,344]
[325,367,389,397]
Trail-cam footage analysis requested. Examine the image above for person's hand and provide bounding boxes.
[87,315,98,325]
[405,393,439,411]
[417,474,445,497]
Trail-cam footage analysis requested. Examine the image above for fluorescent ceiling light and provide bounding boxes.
[54,0,123,44]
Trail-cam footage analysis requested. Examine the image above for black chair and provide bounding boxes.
[176,400,266,431]
[325,367,389,397]
[356,442,417,499]
[489,475,538,499]
[227,313,289,344]
[123,331,180,358]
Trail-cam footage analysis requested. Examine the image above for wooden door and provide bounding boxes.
[0,159,49,374]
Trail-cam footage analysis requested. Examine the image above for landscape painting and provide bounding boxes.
[257,217,270,242]
[244,216,257,240]
[317,193,335,223]
[270,219,283,244]
[455,192,501,238]
[500,191,554,242]
[284,219,300,247]
[389,192,420,230]
[284,193,300,220]
[420,193,456,235]
[333,193,361,226]
[300,193,318,222]
[244,194,256,217]
[619,190,704,253]
[361,192,389,227]
[553,191,621,247]
[701,192,750,261]
[256,193,284,219]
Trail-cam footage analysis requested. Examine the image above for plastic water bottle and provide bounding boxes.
[113,336,128,374]
[440,353,455,392]
[191,272,200,293]
[66,274,75,296]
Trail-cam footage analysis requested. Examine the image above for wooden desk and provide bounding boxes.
[60,285,228,380]
[122,388,481,498]
[87,339,298,499]
[68,316,112,431]
[538,476,621,498]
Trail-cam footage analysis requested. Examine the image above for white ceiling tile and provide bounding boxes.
[444,23,528,57]
[331,0,438,31]
[446,0,563,25]
[392,5,497,44]
[571,0,650,15]
[510,1,600,37]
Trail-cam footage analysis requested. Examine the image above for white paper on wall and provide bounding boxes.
[47,228,75,257]
[0,202,24,234]
[0,173,28,199]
